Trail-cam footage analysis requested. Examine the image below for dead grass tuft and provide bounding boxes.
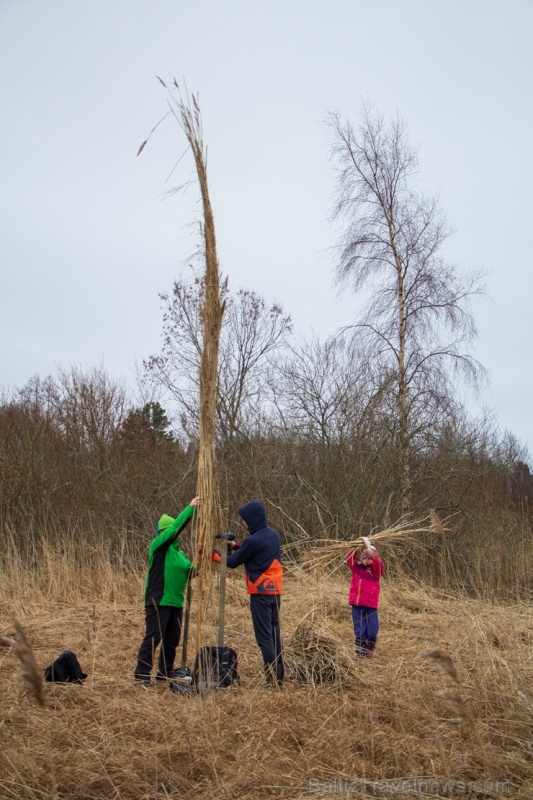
[417,647,460,684]
[12,618,46,708]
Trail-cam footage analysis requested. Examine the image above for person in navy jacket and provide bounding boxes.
[346,536,384,657]
[218,499,284,685]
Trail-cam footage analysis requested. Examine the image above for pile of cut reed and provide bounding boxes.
[285,620,357,686]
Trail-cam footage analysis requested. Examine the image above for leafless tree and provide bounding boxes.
[269,332,399,530]
[272,333,362,449]
[45,365,128,463]
[327,103,486,514]
[145,276,292,444]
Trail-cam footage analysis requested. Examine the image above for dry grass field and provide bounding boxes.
[1,555,532,799]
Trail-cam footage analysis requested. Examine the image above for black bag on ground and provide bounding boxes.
[193,645,239,690]
[168,665,195,695]
[44,650,87,683]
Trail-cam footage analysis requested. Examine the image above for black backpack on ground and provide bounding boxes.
[44,650,87,683]
[193,645,239,691]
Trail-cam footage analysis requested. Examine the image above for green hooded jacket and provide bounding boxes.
[143,504,195,607]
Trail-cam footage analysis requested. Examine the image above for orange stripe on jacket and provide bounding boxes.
[245,558,283,595]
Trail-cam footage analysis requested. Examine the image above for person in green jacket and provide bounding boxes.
[134,496,200,686]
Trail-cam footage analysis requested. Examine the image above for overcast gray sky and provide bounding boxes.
[1,0,532,457]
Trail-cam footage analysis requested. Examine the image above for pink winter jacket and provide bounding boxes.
[346,552,384,608]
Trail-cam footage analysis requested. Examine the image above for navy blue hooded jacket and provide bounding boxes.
[226,500,283,595]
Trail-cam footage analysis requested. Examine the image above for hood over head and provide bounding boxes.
[156,514,175,533]
[238,500,267,534]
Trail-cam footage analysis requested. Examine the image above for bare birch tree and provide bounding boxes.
[327,103,486,514]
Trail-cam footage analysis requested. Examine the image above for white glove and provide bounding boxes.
[362,536,376,552]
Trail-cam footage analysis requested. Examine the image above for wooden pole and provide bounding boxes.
[217,543,228,648]
[181,579,192,669]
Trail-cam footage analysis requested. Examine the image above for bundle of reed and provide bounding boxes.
[285,620,357,685]
[138,81,228,646]
[305,510,453,573]
[166,81,227,647]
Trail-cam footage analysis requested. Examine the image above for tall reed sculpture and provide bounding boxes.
[138,79,227,650]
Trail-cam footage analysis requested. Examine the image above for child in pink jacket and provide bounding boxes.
[346,537,384,657]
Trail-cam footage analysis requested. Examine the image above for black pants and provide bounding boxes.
[250,594,284,684]
[134,604,183,679]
